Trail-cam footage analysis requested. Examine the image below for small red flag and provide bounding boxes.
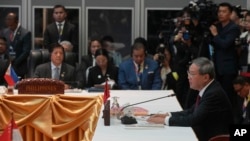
[103,80,110,104]
[0,116,23,141]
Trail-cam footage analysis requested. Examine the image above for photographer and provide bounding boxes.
[153,44,177,91]
[238,11,250,72]
[171,7,199,108]
[231,5,247,32]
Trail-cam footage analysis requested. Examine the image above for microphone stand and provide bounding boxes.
[117,93,176,120]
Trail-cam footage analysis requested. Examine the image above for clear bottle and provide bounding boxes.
[111,96,120,124]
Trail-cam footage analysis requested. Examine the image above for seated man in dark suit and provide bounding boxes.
[118,38,162,90]
[147,57,233,141]
[233,75,250,124]
[33,43,76,89]
[0,36,10,85]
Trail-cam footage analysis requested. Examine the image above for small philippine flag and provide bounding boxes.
[4,64,19,86]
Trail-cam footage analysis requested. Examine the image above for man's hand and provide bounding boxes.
[209,25,218,36]
[146,113,169,124]
[174,31,183,42]
[64,84,70,89]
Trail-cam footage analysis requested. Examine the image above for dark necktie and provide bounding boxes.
[58,23,62,35]
[137,64,141,73]
[195,95,201,108]
[9,31,14,42]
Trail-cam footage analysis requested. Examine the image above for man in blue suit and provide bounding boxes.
[118,39,162,90]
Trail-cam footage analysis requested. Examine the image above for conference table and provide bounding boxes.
[0,90,197,141]
[92,90,198,141]
[0,91,103,141]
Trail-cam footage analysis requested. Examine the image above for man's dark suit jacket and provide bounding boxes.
[243,101,250,124]
[1,26,31,78]
[0,57,10,85]
[236,97,250,124]
[33,62,76,85]
[212,21,241,75]
[169,81,233,141]
[43,21,78,52]
[238,43,250,71]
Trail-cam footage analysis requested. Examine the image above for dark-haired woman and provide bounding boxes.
[87,48,118,89]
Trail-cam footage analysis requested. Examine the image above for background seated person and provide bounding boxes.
[60,40,73,52]
[0,36,10,86]
[87,48,118,89]
[118,39,162,90]
[233,75,250,124]
[101,35,122,67]
[147,57,233,141]
[33,43,76,89]
[82,38,102,68]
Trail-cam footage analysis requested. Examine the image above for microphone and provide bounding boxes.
[117,93,176,124]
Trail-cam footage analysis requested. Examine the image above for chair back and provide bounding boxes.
[208,134,230,141]
[27,49,78,77]
[64,51,78,67]
[27,49,43,77]
[85,66,93,84]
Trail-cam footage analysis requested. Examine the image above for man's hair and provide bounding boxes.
[101,35,114,43]
[134,37,148,50]
[233,75,250,85]
[131,42,147,56]
[191,57,215,79]
[131,37,148,56]
[48,43,65,55]
[0,36,7,43]
[218,2,233,13]
[53,4,67,12]
[6,12,18,22]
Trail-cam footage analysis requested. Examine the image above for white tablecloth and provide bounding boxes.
[91,90,198,141]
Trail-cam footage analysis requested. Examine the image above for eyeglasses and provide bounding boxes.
[187,71,199,77]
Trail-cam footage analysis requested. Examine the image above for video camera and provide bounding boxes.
[235,37,248,47]
[233,5,246,19]
[156,44,166,63]
[188,0,218,34]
